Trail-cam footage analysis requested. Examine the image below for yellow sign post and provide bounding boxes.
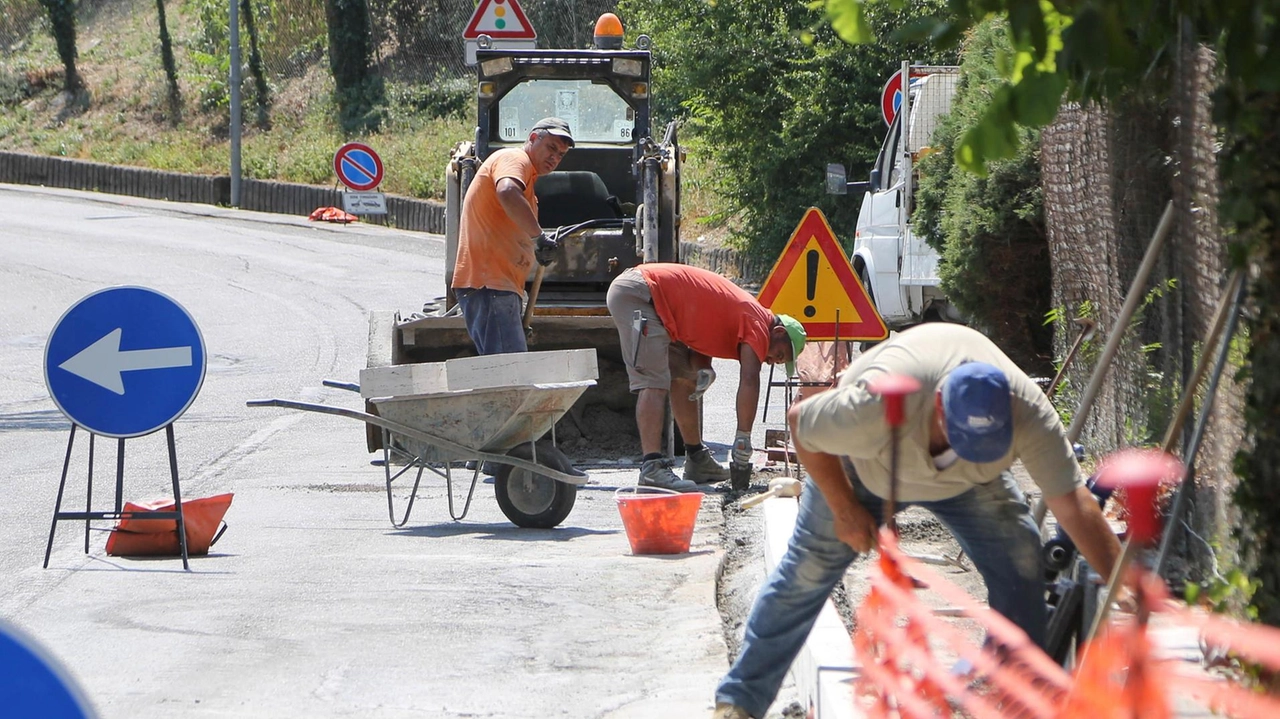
[757,207,887,341]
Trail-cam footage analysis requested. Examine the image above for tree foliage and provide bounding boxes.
[617,0,956,261]
[914,17,1050,372]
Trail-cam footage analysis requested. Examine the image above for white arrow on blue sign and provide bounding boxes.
[44,287,206,438]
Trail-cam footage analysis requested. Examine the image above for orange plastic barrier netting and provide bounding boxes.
[852,528,1280,719]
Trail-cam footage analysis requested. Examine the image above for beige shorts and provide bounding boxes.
[607,268,697,392]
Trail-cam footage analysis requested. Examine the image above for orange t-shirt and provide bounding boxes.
[638,264,773,362]
[452,148,539,297]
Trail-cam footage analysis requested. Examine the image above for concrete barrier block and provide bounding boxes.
[212,176,230,206]
[445,348,598,391]
[0,152,448,233]
[359,362,450,399]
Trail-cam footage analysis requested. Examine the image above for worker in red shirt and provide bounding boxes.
[606,264,807,492]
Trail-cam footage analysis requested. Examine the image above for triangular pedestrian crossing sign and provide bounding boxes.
[463,0,537,40]
[757,208,888,341]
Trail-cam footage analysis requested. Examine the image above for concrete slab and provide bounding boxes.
[445,348,598,391]
[359,361,448,398]
[760,497,860,719]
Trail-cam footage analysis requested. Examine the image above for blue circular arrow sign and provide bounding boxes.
[44,287,206,438]
[0,621,96,718]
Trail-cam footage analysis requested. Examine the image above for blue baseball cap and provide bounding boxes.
[941,362,1013,463]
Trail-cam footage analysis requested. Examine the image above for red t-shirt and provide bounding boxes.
[638,264,773,362]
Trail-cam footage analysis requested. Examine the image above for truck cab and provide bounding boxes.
[827,64,962,330]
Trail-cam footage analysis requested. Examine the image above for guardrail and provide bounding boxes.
[0,151,445,234]
[0,151,761,282]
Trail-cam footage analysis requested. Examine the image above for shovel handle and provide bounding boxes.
[523,264,546,333]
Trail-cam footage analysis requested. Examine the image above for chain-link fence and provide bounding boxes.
[1,0,621,124]
[1041,40,1240,577]
[363,0,619,81]
[234,0,619,86]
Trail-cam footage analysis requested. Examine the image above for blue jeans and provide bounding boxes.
[456,288,527,355]
[715,468,1045,718]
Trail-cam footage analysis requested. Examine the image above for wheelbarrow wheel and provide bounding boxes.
[494,463,577,529]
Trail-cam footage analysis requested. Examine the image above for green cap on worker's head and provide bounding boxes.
[777,315,806,378]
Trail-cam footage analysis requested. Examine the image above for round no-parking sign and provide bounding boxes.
[333,142,384,191]
[880,68,928,127]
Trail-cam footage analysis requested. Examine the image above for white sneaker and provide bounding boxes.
[639,458,701,493]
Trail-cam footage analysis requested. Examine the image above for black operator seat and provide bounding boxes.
[535,171,624,228]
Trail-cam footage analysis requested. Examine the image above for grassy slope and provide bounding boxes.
[0,0,470,200]
[0,0,726,228]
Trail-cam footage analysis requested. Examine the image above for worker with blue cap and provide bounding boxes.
[713,323,1121,719]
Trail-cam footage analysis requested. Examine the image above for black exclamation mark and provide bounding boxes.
[804,249,818,318]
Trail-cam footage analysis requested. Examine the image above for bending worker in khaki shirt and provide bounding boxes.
[712,323,1121,719]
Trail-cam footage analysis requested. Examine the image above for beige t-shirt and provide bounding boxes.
[794,324,1083,502]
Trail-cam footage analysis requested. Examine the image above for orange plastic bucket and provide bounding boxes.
[615,486,703,555]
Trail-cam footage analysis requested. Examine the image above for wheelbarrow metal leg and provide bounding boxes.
[382,428,427,528]
[444,461,482,522]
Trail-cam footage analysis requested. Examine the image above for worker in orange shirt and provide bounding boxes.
[452,117,574,354]
[607,264,807,492]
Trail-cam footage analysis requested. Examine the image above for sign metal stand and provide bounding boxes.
[44,424,189,570]
[41,286,206,570]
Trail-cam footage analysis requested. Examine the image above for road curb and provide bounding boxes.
[760,496,861,719]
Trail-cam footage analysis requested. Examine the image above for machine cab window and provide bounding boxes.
[495,80,637,146]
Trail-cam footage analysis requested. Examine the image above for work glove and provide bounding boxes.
[534,232,558,267]
[731,430,753,465]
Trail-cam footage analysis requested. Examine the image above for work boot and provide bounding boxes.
[639,457,701,493]
[711,704,754,719]
[683,446,730,484]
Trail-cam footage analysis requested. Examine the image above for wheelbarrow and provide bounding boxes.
[247,349,596,529]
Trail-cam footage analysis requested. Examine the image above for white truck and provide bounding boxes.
[826,63,963,330]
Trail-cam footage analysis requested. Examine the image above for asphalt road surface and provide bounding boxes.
[0,185,730,718]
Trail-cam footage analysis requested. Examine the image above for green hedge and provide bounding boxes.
[617,0,956,263]
[914,17,1051,372]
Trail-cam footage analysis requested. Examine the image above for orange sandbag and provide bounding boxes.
[105,493,233,557]
[307,206,358,223]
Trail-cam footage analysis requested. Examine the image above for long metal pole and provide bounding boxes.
[1154,272,1247,575]
[899,61,911,247]
[229,0,243,207]
[1086,270,1243,642]
[1065,201,1174,445]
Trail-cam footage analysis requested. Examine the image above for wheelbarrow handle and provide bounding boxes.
[244,397,587,486]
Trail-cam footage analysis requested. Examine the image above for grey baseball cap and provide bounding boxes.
[531,117,575,146]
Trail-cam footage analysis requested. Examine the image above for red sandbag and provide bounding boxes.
[105,493,233,557]
[307,206,358,223]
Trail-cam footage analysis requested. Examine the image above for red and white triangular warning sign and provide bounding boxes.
[757,208,887,341]
[463,0,537,40]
